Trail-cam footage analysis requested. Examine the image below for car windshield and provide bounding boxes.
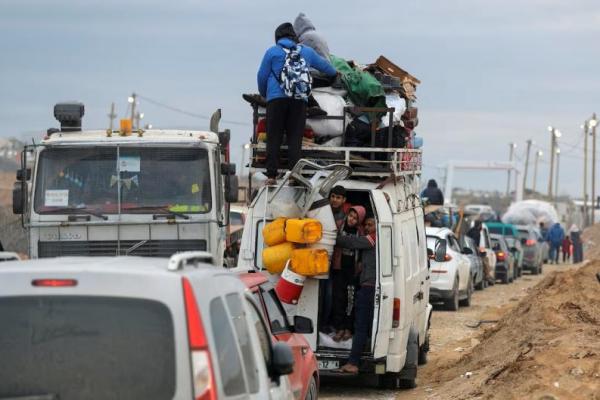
[34,146,212,214]
[0,296,176,400]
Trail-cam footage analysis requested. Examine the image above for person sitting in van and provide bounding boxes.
[331,205,366,342]
[334,215,377,374]
[329,185,348,229]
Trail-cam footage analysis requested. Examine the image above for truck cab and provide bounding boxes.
[13,102,237,265]
[235,148,432,388]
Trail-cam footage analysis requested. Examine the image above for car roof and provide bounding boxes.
[238,271,269,288]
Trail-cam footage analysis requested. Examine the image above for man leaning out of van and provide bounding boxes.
[334,215,377,374]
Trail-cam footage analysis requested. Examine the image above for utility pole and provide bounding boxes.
[108,102,117,132]
[522,139,532,197]
[533,150,542,194]
[591,113,598,224]
[554,148,560,202]
[583,121,589,227]
[506,143,516,197]
[129,93,137,129]
[547,126,561,199]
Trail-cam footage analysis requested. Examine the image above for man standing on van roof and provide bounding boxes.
[421,179,444,205]
[335,216,377,374]
[257,22,337,185]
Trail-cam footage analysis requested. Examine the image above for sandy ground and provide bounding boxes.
[320,260,600,399]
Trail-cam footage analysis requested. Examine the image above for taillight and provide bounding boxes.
[496,251,506,261]
[392,298,401,328]
[525,239,536,246]
[182,278,216,400]
[32,279,77,287]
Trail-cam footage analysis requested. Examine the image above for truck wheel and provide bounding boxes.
[445,277,460,311]
[305,376,318,400]
[459,275,473,307]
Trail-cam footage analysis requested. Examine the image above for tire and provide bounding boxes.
[475,276,485,291]
[418,333,430,365]
[305,375,318,400]
[378,372,399,389]
[398,377,417,389]
[531,265,540,275]
[459,275,473,307]
[501,272,509,284]
[539,264,543,274]
[445,276,460,311]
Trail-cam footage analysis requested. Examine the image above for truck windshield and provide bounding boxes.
[34,147,212,214]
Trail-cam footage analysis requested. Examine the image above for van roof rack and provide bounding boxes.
[168,251,214,271]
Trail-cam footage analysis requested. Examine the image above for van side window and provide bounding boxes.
[225,293,259,394]
[209,297,246,396]
[261,288,290,333]
[245,298,272,367]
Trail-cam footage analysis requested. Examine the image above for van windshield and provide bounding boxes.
[33,146,212,214]
[0,296,176,400]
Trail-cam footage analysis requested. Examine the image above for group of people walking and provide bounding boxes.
[542,222,583,264]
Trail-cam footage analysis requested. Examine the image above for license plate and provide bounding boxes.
[318,360,339,370]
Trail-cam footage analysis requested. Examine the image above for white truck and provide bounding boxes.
[235,136,440,388]
[12,102,238,265]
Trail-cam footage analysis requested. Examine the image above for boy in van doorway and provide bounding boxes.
[335,216,377,374]
[331,205,366,342]
[329,185,348,229]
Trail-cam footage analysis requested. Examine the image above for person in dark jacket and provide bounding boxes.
[257,23,336,184]
[421,179,444,205]
[547,222,565,264]
[570,224,583,263]
[335,216,377,374]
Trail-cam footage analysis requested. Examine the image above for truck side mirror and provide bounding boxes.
[221,162,236,175]
[434,239,447,262]
[16,168,31,181]
[225,175,239,203]
[12,182,24,215]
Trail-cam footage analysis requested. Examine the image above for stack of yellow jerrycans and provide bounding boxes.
[262,217,329,304]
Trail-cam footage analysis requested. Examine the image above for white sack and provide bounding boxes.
[306,89,349,137]
[380,93,407,128]
[501,200,559,226]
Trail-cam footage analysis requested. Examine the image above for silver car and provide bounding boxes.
[0,253,294,400]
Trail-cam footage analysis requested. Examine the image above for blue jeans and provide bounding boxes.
[550,244,560,263]
[348,285,375,365]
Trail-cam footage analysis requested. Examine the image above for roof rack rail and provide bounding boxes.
[168,251,214,271]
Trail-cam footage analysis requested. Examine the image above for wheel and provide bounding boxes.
[378,372,399,389]
[539,264,543,274]
[501,272,509,284]
[531,265,540,275]
[459,275,473,307]
[305,375,318,400]
[445,276,460,311]
[418,333,430,365]
[399,377,417,389]
[475,276,485,291]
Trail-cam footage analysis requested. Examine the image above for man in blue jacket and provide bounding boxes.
[257,22,336,184]
[547,222,565,264]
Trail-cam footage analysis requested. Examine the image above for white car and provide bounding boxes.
[426,227,473,311]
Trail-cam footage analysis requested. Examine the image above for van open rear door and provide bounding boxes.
[372,190,394,358]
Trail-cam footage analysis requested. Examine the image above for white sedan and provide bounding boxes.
[426,227,473,311]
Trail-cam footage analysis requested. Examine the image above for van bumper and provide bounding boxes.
[429,288,454,302]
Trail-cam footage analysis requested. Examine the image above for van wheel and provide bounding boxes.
[305,376,317,400]
[445,276,460,311]
[418,334,430,365]
[459,275,473,307]
[399,377,417,389]
[378,372,399,389]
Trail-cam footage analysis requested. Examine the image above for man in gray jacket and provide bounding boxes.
[335,216,377,374]
[293,13,331,60]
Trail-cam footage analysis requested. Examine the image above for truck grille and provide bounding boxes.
[38,240,207,258]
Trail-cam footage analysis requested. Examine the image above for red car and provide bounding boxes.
[239,271,319,400]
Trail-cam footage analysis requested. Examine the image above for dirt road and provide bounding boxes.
[319,261,596,399]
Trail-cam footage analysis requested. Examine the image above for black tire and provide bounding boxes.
[418,333,430,365]
[501,272,509,284]
[459,275,473,307]
[378,372,399,389]
[475,276,485,291]
[539,264,543,274]
[399,377,417,389]
[445,276,460,311]
[531,265,540,275]
[305,375,318,400]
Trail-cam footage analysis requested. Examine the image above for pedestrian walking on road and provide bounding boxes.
[257,22,337,185]
[421,179,444,205]
[547,222,565,264]
[467,220,494,285]
[569,224,583,263]
[562,235,572,263]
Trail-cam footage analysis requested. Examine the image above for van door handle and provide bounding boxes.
[382,295,389,300]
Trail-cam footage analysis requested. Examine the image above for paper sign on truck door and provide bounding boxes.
[45,190,69,207]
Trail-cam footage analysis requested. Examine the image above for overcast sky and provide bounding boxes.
[1,0,599,196]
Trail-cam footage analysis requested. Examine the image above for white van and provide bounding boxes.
[235,162,433,389]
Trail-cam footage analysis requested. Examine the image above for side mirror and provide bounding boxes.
[270,342,294,378]
[462,247,473,255]
[12,182,24,215]
[225,175,239,203]
[293,316,314,334]
[221,162,236,175]
[434,239,447,262]
[16,168,31,181]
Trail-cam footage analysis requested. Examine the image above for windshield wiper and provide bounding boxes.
[42,207,108,221]
[122,205,190,220]
[0,394,58,400]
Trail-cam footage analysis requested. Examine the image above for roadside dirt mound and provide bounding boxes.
[582,224,600,260]
[429,262,600,399]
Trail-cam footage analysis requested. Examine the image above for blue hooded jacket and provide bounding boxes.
[257,38,336,102]
[547,223,565,246]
